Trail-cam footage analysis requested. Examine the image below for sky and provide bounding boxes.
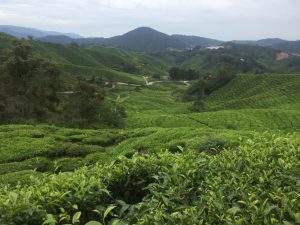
[0,0,300,40]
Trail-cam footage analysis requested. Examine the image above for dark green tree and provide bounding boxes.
[65,82,105,123]
[0,40,61,121]
[63,82,125,127]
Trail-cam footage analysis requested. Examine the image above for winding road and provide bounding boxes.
[59,76,190,93]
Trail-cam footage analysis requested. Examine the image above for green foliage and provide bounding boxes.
[0,134,299,224]
[63,82,105,126]
[183,66,236,106]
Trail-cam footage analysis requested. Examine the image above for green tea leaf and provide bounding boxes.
[72,211,81,224]
[85,221,103,225]
[227,206,241,215]
[103,205,116,219]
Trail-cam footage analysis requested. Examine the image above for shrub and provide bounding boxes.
[50,157,87,172]
[0,157,50,175]
[65,144,105,157]
[82,135,123,146]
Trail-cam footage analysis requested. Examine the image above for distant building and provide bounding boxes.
[206,46,225,50]
[276,52,289,61]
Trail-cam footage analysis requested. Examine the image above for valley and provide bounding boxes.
[0,30,299,225]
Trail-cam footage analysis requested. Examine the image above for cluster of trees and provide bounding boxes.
[183,66,236,111]
[63,82,126,127]
[0,41,125,127]
[169,67,199,80]
[0,41,61,121]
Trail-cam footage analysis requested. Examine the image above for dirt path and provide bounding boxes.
[60,76,190,93]
[143,76,190,86]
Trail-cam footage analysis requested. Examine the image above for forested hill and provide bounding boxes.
[0,32,169,83]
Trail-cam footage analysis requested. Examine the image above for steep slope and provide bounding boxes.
[103,27,186,52]
[172,34,223,47]
[205,73,300,110]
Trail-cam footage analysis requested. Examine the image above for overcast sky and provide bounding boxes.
[0,0,299,40]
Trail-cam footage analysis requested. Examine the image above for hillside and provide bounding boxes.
[205,74,300,110]
[233,38,286,46]
[0,33,169,84]
[155,42,300,74]
[38,35,76,44]
[271,40,300,54]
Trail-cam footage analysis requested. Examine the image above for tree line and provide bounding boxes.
[182,66,237,111]
[169,67,200,80]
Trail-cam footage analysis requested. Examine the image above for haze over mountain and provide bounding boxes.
[38,26,300,53]
[1,25,300,53]
[0,25,82,39]
[271,40,300,54]
[232,38,287,47]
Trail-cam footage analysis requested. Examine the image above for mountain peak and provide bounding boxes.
[124,27,166,36]
[108,27,185,52]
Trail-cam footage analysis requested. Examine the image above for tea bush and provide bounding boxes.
[0,133,299,224]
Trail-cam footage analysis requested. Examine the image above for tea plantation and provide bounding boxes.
[0,133,299,224]
[0,33,299,224]
[1,73,300,224]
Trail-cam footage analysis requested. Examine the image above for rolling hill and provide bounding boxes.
[2,25,299,54]
[39,27,187,52]
[39,28,225,51]
[233,38,286,46]
[0,25,81,39]
[271,40,300,54]
[172,34,223,47]
[0,33,169,84]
